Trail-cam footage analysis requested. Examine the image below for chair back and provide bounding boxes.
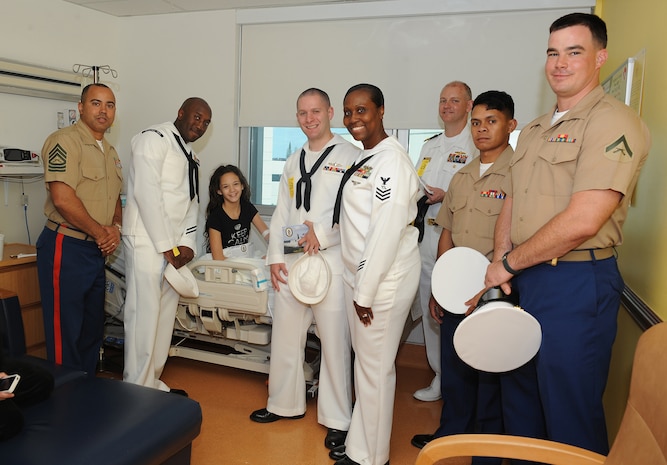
[606,322,667,465]
[0,289,27,358]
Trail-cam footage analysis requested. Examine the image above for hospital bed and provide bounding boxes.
[104,248,320,389]
[169,257,274,374]
[168,255,321,387]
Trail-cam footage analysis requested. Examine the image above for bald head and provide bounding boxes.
[174,97,212,143]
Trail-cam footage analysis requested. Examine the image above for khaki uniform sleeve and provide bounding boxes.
[573,101,651,196]
[42,130,82,190]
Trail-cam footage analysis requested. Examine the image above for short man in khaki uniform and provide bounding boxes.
[36,83,123,375]
[484,13,651,454]
[412,92,541,462]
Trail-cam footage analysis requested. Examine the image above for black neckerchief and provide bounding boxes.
[332,154,375,227]
[295,144,336,211]
[173,132,199,202]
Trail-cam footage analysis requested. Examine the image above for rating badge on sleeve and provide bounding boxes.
[375,176,391,201]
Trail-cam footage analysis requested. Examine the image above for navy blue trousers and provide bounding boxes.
[435,311,504,465]
[36,227,105,375]
[513,257,622,455]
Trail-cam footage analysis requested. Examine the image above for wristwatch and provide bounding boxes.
[501,251,521,276]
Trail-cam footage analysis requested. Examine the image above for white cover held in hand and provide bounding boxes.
[164,263,199,298]
[288,252,331,305]
[454,301,542,373]
[431,246,489,314]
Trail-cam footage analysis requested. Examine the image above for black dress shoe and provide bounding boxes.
[334,456,360,465]
[411,433,434,449]
[169,388,189,397]
[332,450,389,465]
[325,428,348,449]
[329,444,346,461]
[249,408,305,423]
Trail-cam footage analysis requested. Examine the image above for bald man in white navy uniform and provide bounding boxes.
[122,98,212,394]
[412,81,478,401]
[250,88,358,452]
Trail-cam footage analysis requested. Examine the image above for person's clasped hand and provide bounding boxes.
[97,224,121,257]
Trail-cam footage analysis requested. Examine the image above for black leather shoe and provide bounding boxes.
[249,408,305,423]
[411,433,434,449]
[325,428,348,449]
[169,388,188,397]
[334,456,360,465]
[329,444,346,461]
[332,452,388,465]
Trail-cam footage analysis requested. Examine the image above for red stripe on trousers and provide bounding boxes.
[52,234,64,365]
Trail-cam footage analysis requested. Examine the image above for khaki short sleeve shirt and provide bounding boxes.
[42,121,123,226]
[436,146,513,260]
[509,86,650,249]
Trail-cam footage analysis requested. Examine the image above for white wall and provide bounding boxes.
[117,10,239,253]
[0,93,80,244]
[0,0,120,244]
[0,1,238,249]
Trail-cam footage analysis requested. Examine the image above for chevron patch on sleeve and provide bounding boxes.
[375,176,391,201]
[47,143,67,172]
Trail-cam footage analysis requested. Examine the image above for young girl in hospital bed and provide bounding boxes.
[205,165,269,259]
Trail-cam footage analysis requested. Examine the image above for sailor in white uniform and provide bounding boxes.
[122,98,212,393]
[412,81,478,402]
[250,89,358,451]
[334,83,421,465]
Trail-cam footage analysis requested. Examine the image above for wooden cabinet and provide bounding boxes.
[0,243,46,357]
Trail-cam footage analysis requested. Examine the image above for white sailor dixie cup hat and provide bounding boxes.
[288,252,331,305]
[164,263,200,298]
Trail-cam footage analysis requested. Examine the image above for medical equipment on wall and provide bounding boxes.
[0,147,43,177]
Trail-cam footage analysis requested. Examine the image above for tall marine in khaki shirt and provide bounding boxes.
[484,13,651,455]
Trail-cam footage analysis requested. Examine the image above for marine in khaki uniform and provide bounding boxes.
[36,83,123,375]
[484,13,651,454]
[412,92,544,463]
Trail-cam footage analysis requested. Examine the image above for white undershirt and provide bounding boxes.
[479,162,493,176]
[551,109,569,125]
[96,140,104,152]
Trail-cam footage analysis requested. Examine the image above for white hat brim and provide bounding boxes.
[432,246,490,314]
[164,263,199,298]
[454,301,542,373]
[288,253,331,305]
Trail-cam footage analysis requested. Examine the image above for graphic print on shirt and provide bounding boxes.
[227,222,249,247]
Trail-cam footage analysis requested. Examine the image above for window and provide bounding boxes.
[241,127,440,210]
[241,126,521,212]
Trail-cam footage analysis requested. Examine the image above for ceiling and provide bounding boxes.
[62,0,384,17]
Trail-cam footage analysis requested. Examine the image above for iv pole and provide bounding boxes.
[72,64,118,83]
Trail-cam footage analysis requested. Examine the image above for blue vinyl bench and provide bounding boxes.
[0,290,202,465]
